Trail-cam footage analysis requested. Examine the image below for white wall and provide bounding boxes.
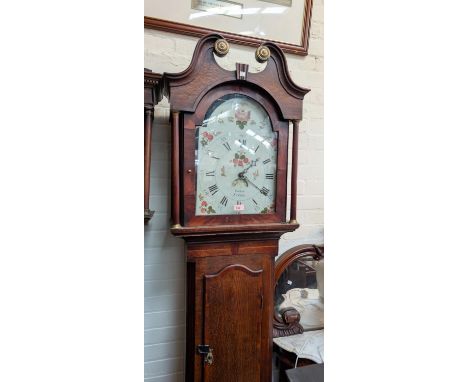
[144,2,323,379]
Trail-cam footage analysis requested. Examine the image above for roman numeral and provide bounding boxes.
[206,170,215,176]
[241,139,247,146]
[208,184,219,195]
[263,158,271,165]
[252,199,258,205]
[255,145,260,153]
[223,142,231,151]
[220,196,228,207]
[265,173,274,179]
[212,155,220,160]
[260,187,270,196]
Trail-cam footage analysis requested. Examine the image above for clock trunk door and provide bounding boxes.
[202,265,263,382]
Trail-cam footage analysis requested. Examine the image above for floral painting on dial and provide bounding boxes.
[232,150,250,167]
[198,193,216,214]
[200,131,214,147]
[234,103,251,129]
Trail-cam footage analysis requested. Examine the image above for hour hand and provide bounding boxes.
[238,160,257,177]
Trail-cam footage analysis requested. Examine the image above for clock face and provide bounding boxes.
[195,94,278,216]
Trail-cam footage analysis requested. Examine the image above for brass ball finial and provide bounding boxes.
[255,45,271,63]
[214,38,230,56]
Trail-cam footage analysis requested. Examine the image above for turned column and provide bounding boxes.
[144,105,155,222]
[170,111,181,228]
[289,120,300,224]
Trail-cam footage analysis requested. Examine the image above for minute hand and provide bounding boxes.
[243,176,267,195]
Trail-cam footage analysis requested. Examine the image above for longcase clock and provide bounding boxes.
[162,34,309,382]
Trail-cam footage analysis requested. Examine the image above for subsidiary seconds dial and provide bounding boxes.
[195,94,278,216]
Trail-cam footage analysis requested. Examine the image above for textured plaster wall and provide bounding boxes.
[144,2,323,380]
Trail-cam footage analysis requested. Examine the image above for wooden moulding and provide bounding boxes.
[162,33,310,121]
[144,69,163,224]
[273,244,324,338]
[171,222,299,242]
[187,238,278,259]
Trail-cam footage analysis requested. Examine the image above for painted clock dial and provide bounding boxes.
[195,94,278,216]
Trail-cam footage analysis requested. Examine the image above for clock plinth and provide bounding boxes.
[163,34,309,382]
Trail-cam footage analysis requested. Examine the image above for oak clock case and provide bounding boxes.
[162,34,309,382]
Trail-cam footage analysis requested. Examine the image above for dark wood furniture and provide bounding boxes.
[273,244,324,338]
[163,34,309,382]
[273,244,324,382]
[144,69,163,223]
